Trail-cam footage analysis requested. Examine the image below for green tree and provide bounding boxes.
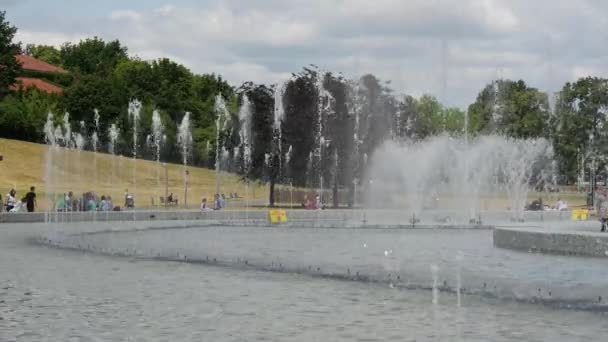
[24,44,62,66]
[415,94,443,138]
[237,83,273,180]
[0,11,21,98]
[324,73,352,207]
[283,68,319,187]
[0,89,59,141]
[150,58,193,120]
[113,59,155,102]
[468,79,550,138]
[63,74,124,137]
[443,107,465,135]
[553,77,608,183]
[60,37,128,75]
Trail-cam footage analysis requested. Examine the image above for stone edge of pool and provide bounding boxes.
[493,226,608,257]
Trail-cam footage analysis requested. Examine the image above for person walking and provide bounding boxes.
[25,186,37,213]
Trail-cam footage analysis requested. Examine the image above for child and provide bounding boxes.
[201,198,211,211]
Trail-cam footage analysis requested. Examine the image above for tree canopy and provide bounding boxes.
[2,11,608,188]
[0,11,21,98]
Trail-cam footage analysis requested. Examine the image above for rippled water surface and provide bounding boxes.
[2,222,608,341]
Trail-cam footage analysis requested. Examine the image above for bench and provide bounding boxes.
[159,196,178,206]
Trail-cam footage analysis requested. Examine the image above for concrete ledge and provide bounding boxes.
[494,227,608,257]
[0,209,575,225]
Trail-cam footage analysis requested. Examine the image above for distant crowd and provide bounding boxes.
[302,195,324,210]
[200,193,238,211]
[2,187,240,213]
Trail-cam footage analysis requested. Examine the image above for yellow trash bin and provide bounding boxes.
[571,209,588,221]
[268,209,288,224]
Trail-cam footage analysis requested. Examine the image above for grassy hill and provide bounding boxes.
[0,138,586,212]
[0,138,267,210]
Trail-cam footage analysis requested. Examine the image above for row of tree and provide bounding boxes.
[1,10,607,199]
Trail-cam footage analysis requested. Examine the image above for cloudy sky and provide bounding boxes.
[5,0,608,108]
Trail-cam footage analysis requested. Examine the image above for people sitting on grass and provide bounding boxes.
[315,195,323,210]
[5,189,16,212]
[9,198,27,213]
[201,197,212,211]
[107,196,114,211]
[99,195,110,211]
[526,197,543,211]
[87,196,97,211]
[304,196,316,210]
[124,191,134,208]
[556,198,568,211]
[213,193,226,210]
[65,191,74,211]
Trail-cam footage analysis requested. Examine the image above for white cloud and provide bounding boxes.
[110,10,142,21]
[15,30,84,47]
[9,0,608,108]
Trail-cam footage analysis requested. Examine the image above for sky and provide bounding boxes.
[5,0,608,108]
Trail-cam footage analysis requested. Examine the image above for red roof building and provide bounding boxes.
[10,77,64,94]
[9,54,68,94]
[16,54,67,74]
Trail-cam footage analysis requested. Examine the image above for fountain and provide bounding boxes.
[92,109,100,153]
[348,81,364,208]
[238,94,253,218]
[43,112,58,222]
[92,109,100,218]
[62,112,73,219]
[314,73,335,205]
[108,123,120,207]
[273,82,286,171]
[128,99,142,213]
[148,110,164,207]
[177,112,192,208]
[16,63,608,342]
[91,109,99,212]
[204,141,211,167]
[221,147,230,174]
[367,135,553,223]
[214,94,231,196]
[73,121,86,211]
[285,145,293,208]
[62,112,72,148]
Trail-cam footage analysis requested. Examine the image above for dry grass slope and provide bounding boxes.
[0,138,267,210]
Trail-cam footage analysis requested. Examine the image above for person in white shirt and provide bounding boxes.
[556,198,568,211]
[5,189,16,212]
[9,198,26,213]
[99,195,109,211]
